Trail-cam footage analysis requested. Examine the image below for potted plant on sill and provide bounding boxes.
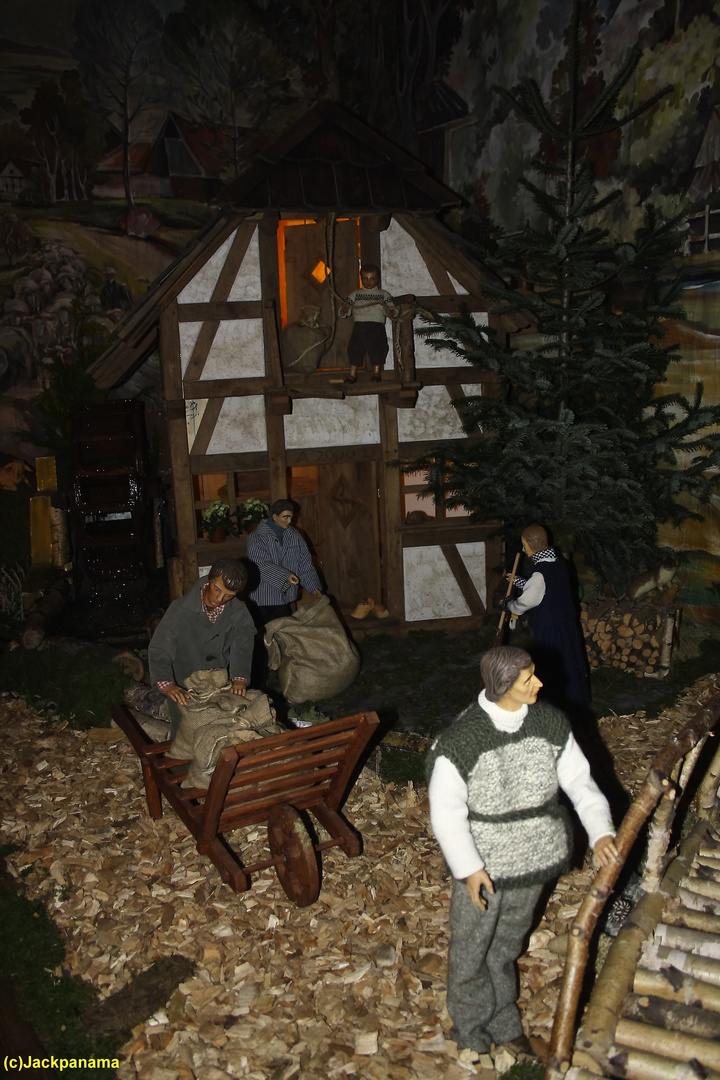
[201,499,237,543]
[236,497,269,533]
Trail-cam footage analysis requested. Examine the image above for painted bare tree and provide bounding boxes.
[248,0,469,152]
[366,0,471,151]
[164,0,302,177]
[58,72,106,203]
[19,81,65,205]
[73,0,164,208]
[19,73,104,205]
[315,0,341,102]
[247,0,345,110]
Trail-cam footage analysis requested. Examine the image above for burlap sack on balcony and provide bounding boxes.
[281,306,330,373]
[170,669,280,789]
[264,594,360,704]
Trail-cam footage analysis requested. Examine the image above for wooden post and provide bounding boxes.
[397,300,416,384]
[484,531,504,618]
[262,298,284,388]
[359,215,382,270]
[262,299,288,501]
[167,556,184,602]
[378,398,404,622]
[159,304,198,590]
[258,216,288,502]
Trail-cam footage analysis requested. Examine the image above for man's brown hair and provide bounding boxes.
[480,647,533,702]
[521,524,549,554]
[208,558,247,592]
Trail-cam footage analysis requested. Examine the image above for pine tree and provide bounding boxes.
[413,2,720,594]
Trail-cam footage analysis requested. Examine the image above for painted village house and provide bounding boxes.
[0,158,37,202]
[685,104,720,257]
[89,103,527,631]
[93,112,249,203]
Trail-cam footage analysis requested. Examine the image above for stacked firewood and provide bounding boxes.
[580,585,679,677]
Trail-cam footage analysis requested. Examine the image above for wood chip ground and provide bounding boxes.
[1,673,718,1080]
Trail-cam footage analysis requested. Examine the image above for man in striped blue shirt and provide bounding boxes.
[247,499,322,625]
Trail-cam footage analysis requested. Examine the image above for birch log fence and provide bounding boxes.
[545,690,720,1080]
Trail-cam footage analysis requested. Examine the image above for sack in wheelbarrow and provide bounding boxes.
[264,594,360,703]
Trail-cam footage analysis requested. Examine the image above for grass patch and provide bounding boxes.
[0,846,120,1078]
[16,198,216,233]
[312,618,499,737]
[499,1060,545,1080]
[0,644,130,728]
[377,745,427,786]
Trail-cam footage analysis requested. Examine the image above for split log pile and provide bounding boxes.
[21,575,71,649]
[580,585,680,677]
[547,674,720,1080]
[0,673,716,1080]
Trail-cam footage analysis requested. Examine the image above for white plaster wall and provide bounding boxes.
[457,542,487,606]
[227,228,261,300]
[448,273,469,295]
[284,396,380,449]
[380,219,437,296]
[177,232,235,304]
[397,384,476,442]
[200,319,265,379]
[403,542,486,621]
[414,311,488,368]
[205,396,268,454]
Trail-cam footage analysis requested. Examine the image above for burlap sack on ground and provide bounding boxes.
[170,669,280,789]
[264,594,360,704]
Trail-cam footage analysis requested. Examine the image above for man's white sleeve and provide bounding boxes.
[428,756,485,880]
[557,733,615,847]
[507,571,545,615]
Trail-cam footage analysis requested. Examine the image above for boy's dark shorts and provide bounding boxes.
[348,322,389,367]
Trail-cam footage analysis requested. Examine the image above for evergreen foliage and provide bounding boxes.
[412,4,720,593]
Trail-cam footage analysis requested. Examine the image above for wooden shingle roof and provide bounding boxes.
[221,101,462,213]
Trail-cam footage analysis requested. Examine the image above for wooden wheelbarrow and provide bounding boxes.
[112,704,379,907]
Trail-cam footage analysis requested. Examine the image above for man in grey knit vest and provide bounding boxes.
[427,647,617,1058]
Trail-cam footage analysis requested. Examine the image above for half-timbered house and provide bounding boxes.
[89,103,526,632]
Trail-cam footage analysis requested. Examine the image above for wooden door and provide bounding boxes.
[306,462,382,610]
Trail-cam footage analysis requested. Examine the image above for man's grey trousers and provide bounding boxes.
[447,877,544,1053]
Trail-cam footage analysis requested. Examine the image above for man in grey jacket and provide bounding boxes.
[148,558,255,712]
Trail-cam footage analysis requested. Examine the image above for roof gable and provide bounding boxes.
[221,101,461,213]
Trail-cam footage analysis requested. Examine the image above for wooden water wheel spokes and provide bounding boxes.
[267,803,321,907]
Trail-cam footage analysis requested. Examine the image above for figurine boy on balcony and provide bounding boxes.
[340,264,398,384]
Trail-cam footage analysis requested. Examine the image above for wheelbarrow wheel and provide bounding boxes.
[267,804,320,907]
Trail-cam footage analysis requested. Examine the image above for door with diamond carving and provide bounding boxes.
[312,461,382,611]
